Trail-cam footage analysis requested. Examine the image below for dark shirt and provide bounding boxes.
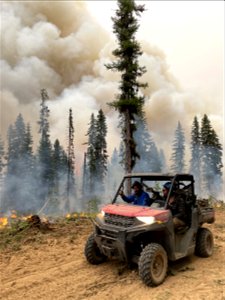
[166,193,187,222]
[122,190,152,206]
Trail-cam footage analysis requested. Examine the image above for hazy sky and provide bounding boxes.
[86,0,224,164]
[0,0,224,171]
[87,1,224,108]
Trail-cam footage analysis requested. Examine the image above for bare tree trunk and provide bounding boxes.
[66,108,75,212]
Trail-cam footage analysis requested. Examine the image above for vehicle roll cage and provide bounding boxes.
[112,173,195,206]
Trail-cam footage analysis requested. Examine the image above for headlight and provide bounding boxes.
[136,216,156,225]
[96,210,105,220]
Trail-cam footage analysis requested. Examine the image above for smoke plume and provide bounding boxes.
[0,1,223,180]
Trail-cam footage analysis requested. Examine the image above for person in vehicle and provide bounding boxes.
[119,181,153,206]
[162,182,187,229]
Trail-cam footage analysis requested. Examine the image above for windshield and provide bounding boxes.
[113,176,169,208]
[112,175,193,208]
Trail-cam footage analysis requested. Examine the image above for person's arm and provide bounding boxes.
[119,190,134,203]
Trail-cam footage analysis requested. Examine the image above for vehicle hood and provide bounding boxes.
[102,204,170,222]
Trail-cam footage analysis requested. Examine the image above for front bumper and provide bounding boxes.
[93,215,165,262]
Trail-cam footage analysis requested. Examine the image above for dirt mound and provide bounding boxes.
[1,209,225,300]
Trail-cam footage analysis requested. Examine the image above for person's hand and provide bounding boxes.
[119,189,124,196]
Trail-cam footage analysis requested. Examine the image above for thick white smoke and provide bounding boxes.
[0,0,223,190]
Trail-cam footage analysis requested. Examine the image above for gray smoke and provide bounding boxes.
[0,1,223,200]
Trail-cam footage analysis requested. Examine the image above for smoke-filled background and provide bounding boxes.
[1,1,224,178]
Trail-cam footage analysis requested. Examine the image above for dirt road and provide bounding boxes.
[1,209,225,300]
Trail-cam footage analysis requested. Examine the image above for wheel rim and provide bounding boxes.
[152,253,165,279]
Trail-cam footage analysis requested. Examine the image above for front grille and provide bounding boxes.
[105,213,135,228]
[101,229,118,238]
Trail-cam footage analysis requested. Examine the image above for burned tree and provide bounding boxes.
[66,108,76,212]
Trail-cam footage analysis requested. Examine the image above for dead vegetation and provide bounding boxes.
[0,213,93,252]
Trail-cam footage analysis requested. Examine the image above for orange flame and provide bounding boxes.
[0,217,8,228]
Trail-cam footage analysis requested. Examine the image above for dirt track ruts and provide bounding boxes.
[1,210,225,300]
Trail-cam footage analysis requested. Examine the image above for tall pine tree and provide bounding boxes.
[37,89,53,205]
[134,118,161,173]
[106,0,147,175]
[86,113,97,195]
[49,139,68,214]
[85,110,108,198]
[189,116,201,195]
[3,115,35,212]
[170,121,186,173]
[201,114,223,196]
[95,109,108,193]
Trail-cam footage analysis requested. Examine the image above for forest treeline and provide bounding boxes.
[0,0,223,214]
[0,88,223,215]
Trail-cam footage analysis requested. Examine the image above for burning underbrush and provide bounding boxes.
[0,211,94,252]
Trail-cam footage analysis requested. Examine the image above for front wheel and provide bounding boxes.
[84,233,106,265]
[138,243,168,287]
[195,228,214,257]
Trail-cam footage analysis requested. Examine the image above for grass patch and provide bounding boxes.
[0,220,31,251]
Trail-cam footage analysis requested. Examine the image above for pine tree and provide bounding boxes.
[37,89,53,204]
[201,114,223,196]
[170,121,186,173]
[95,109,108,193]
[24,123,34,177]
[85,110,108,198]
[8,114,26,176]
[3,125,16,210]
[3,115,35,212]
[21,123,36,211]
[86,113,97,194]
[149,141,161,173]
[189,116,201,194]
[134,118,161,173]
[51,139,68,213]
[210,129,223,189]
[106,0,147,175]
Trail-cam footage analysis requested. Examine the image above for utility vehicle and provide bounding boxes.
[84,173,215,286]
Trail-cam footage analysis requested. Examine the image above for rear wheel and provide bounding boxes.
[195,228,214,257]
[84,233,106,264]
[139,243,168,287]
